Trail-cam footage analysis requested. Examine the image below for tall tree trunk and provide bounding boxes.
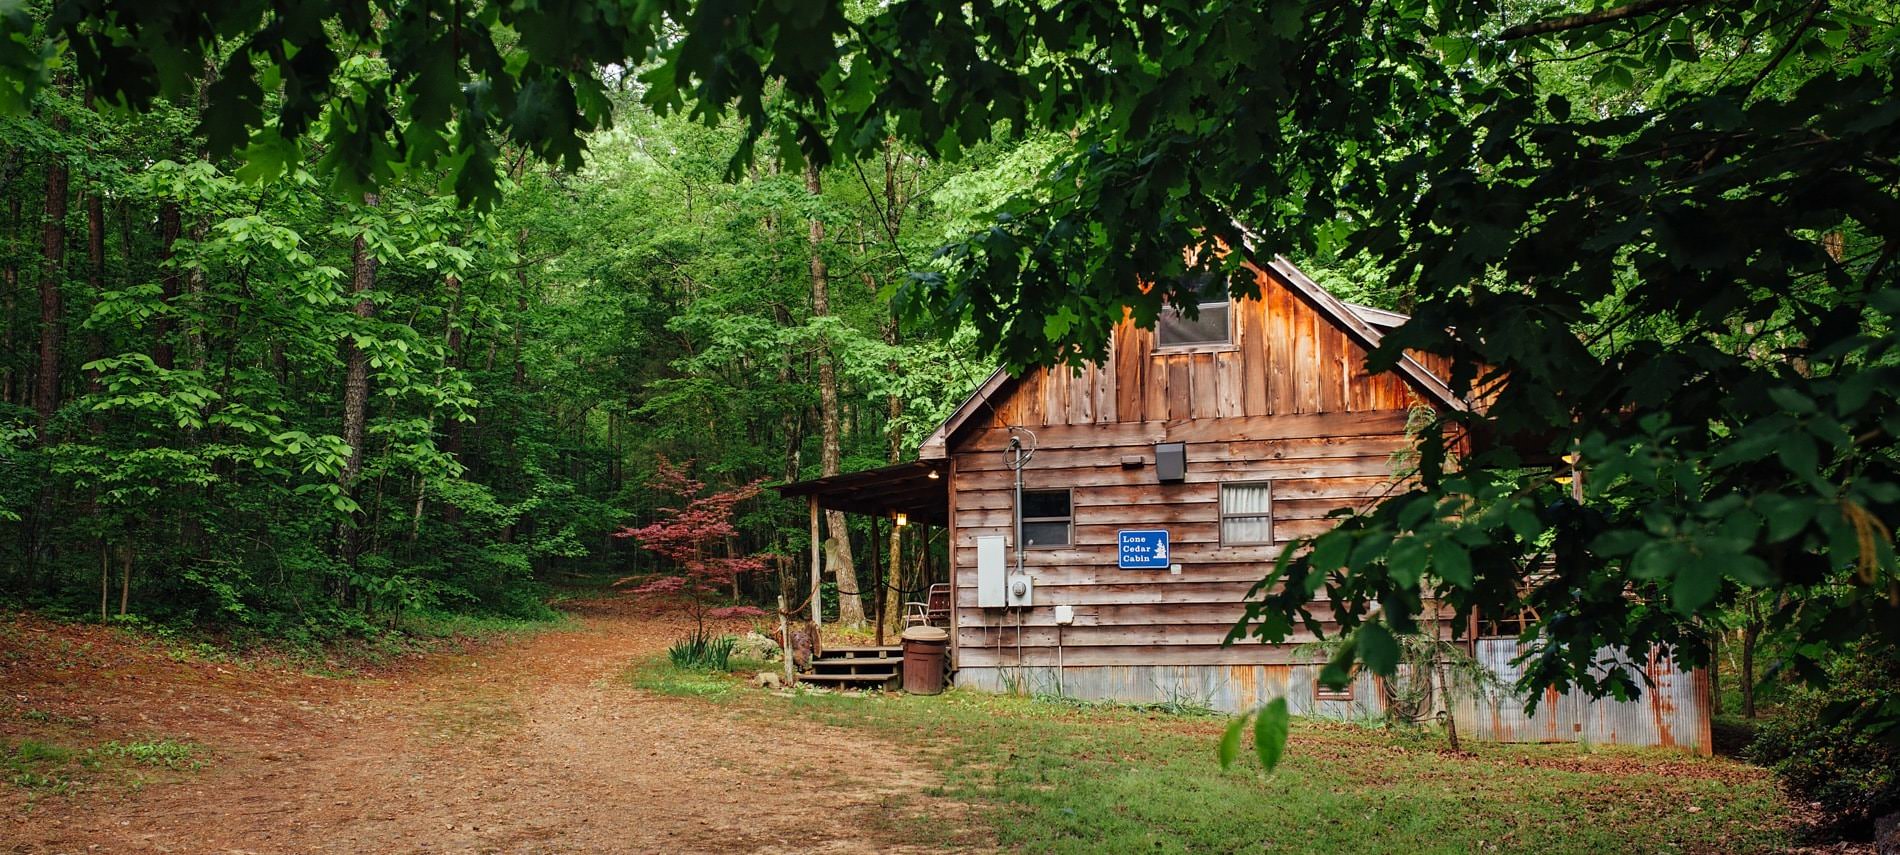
[83,190,103,399]
[806,162,864,627]
[3,174,20,405]
[185,214,209,371]
[153,202,180,369]
[421,267,465,533]
[1741,607,1762,719]
[881,320,904,635]
[339,193,379,573]
[117,544,131,616]
[1709,629,1722,717]
[35,113,69,438]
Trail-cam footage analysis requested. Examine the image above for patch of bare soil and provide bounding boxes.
[0,600,985,854]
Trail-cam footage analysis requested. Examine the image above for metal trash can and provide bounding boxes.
[901,625,949,695]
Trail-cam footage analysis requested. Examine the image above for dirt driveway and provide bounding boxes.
[1,600,978,854]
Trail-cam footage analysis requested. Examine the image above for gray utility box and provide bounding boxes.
[1156,441,1186,483]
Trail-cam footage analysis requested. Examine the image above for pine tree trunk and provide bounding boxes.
[806,162,864,627]
[339,193,379,572]
[35,113,69,438]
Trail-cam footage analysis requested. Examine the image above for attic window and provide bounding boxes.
[1156,273,1231,348]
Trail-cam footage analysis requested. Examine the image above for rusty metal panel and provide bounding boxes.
[1451,640,1711,755]
[958,643,1708,754]
[956,663,1386,719]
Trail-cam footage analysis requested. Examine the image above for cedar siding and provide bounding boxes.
[945,259,1428,673]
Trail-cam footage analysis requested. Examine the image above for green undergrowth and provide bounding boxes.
[64,606,572,675]
[4,737,206,797]
[624,654,771,700]
[628,659,1793,854]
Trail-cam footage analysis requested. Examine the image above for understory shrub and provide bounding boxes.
[668,631,737,672]
[1747,648,1899,838]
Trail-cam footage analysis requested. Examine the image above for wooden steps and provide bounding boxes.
[798,645,902,690]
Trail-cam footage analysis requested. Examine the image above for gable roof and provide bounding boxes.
[917,250,1469,459]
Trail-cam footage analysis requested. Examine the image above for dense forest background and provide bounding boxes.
[0,82,1095,640]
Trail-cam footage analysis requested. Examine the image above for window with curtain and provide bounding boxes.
[1220,482,1273,545]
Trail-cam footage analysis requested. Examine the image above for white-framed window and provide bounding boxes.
[1156,272,1232,348]
[1021,489,1072,548]
[1220,481,1273,545]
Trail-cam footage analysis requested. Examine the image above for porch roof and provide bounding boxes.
[773,460,949,525]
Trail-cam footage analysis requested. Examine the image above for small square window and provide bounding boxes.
[1315,677,1355,702]
[1020,489,1072,548]
[1156,272,1232,348]
[1220,482,1273,545]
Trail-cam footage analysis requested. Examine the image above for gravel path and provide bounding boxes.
[2,599,976,854]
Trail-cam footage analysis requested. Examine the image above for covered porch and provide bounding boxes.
[774,460,953,687]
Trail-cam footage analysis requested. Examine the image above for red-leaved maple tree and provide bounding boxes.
[614,459,769,633]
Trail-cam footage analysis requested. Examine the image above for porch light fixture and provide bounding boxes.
[927,470,940,479]
[895,512,909,527]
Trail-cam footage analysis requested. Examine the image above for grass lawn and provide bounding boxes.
[628,660,1793,853]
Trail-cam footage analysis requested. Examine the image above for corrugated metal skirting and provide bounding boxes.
[955,640,1711,754]
[1449,640,1712,755]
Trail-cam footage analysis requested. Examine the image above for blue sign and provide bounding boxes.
[1118,529,1171,569]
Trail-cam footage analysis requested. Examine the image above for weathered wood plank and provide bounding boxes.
[1216,350,1244,418]
[1271,475,1410,500]
[956,496,1375,529]
[1275,496,1378,519]
[1267,282,1294,415]
[956,643,1322,668]
[951,622,1282,648]
[1017,370,1041,426]
[956,409,1412,452]
[948,579,1268,605]
[955,601,1256,628]
[951,563,1280,587]
[1320,323,1347,412]
[954,457,1404,491]
[1166,355,1191,420]
[952,434,1412,473]
[1294,298,1320,413]
[1143,345,1168,424]
[1113,319,1143,422]
[951,543,1285,568]
[1190,352,1218,419]
[1241,291,1269,417]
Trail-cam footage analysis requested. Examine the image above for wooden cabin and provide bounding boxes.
[780,250,1712,753]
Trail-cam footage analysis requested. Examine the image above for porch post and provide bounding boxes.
[871,512,885,647]
[808,495,822,628]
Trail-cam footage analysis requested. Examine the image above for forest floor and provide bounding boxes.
[0,598,980,854]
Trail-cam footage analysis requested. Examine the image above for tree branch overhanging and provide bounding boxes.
[1500,0,1706,40]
